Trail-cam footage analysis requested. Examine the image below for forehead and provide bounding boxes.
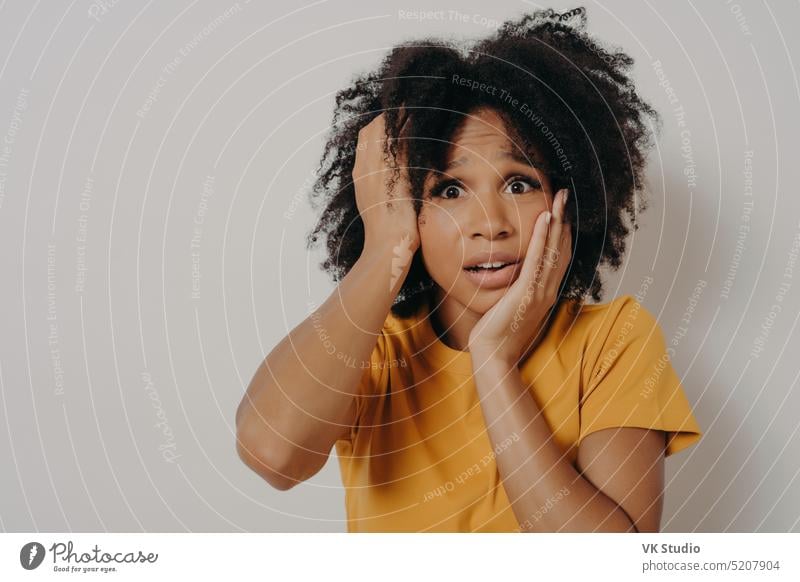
[443,109,542,170]
[450,109,510,147]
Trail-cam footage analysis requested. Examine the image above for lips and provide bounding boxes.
[462,251,523,289]
[463,251,521,269]
[464,260,517,272]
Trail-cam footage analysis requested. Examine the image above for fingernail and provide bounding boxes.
[545,211,552,224]
[562,188,569,204]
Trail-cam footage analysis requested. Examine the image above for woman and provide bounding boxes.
[236,6,702,532]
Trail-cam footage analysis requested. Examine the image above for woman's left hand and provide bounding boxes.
[467,188,573,366]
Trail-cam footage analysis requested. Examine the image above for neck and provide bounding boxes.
[428,286,564,357]
[428,287,479,352]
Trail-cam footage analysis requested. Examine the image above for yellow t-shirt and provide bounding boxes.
[334,294,702,532]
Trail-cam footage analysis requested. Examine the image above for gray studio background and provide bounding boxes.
[0,0,798,532]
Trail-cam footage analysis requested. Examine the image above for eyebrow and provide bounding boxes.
[444,149,539,169]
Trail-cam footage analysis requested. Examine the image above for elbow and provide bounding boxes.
[235,415,304,491]
[235,400,333,491]
[236,433,302,491]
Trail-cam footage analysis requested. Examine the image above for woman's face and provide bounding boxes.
[418,108,555,315]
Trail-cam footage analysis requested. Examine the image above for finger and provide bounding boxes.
[545,222,572,298]
[398,105,411,136]
[358,114,384,157]
[375,113,412,210]
[542,190,572,296]
[389,110,413,205]
[392,108,411,167]
[519,209,551,289]
[371,113,391,155]
[394,136,409,170]
[544,190,566,266]
[541,189,567,275]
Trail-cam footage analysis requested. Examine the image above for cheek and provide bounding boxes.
[418,205,463,245]
[519,205,550,244]
[519,215,538,246]
[418,206,465,281]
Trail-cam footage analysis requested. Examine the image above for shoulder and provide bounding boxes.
[578,293,651,321]
[381,300,427,342]
[575,294,663,342]
[566,294,668,386]
[364,304,422,365]
[574,294,703,457]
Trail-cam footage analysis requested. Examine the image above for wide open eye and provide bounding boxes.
[431,180,467,200]
[504,176,541,195]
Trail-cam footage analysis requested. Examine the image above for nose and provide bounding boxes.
[465,189,514,240]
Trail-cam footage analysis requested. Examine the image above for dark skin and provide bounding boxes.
[418,108,667,532]
[237,109,667,532]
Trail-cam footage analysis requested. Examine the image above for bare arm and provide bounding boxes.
[236,243,411,489]
[236,112,418,490]
[470,353,666,532]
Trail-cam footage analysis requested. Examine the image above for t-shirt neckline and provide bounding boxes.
[413,299,475,377]
[409,294,587,378]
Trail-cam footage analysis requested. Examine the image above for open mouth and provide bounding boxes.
[462,259,522,289]
[464,260,518,272]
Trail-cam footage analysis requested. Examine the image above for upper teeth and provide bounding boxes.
[475,261,507,268]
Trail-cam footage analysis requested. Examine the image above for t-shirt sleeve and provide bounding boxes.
[347,327,390,443]
[578,296,702,457]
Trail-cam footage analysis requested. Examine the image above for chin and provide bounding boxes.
[458,287,507,314]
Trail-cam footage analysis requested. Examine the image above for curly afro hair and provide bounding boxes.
[307,6,661,319]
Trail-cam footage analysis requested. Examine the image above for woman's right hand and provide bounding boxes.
[352,112,420,256]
